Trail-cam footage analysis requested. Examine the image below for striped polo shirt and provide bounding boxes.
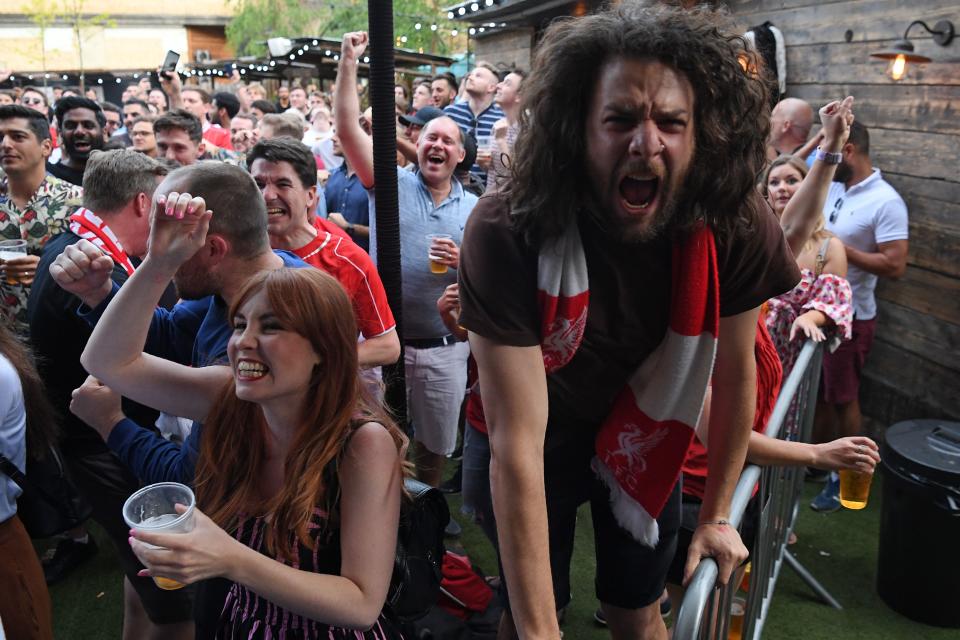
[443,100,504,182]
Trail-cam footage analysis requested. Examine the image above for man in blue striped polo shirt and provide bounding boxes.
[443,62,504,185]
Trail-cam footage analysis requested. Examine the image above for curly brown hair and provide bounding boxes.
[506,1,772,245]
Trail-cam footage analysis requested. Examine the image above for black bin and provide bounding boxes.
[877,419,960,628]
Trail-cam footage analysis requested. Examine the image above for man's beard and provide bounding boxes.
[833,160,852,184]
[592,164,683,244]
[64,134,104,161]
[173,265,218,300]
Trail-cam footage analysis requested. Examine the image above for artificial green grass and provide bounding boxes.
[46,468,956,639]
[763,478,956,640]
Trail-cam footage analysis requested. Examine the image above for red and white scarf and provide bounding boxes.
[68,207,136,276]
[538,223,718,547]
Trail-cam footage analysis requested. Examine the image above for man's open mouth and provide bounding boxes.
[267,207,287,217]
[426,154,445,166]
[619,175,659,209]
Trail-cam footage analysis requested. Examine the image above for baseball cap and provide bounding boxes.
[398,106,444,127]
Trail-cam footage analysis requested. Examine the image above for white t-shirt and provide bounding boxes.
[823,169,908,320]
[0,353,27,523]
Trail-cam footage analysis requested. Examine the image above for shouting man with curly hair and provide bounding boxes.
[458,3,802,638]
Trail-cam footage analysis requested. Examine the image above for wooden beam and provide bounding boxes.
[788,83,960,135]
[733,0,959,45]
[875,267,960,326]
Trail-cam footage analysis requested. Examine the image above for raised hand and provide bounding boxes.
[341,32,369,63]
[819,96,854,152]
[49,239,115,307]
[146,192,213,273]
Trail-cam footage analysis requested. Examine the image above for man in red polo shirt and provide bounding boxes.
[246,137,399,367]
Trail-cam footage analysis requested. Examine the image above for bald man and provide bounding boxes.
[769,97,814,158]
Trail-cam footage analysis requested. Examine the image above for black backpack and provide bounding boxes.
[386,478,450,621]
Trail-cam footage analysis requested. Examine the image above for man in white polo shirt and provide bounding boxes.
[812,120,908,512]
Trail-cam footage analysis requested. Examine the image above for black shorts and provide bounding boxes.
[65,447,194,625]
[666,492,760,586]
[501,448,682,611]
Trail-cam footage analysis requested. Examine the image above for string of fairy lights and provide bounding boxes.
[5,1,512,86]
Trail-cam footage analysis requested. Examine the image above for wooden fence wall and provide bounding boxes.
[727,0,960,426]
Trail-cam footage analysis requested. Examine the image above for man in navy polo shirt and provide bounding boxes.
[443,62,503,184]
[324,133,371,251]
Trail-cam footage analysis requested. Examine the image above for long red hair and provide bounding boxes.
[193,268,404,558]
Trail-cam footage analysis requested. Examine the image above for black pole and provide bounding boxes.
[368,1,407,423]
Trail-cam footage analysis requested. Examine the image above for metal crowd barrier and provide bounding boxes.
[674,340,838,639]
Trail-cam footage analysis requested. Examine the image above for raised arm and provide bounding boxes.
[471,333,560,639]
[334,32,375,189]
[130,422,402,629]
[780,97,854,257]
[80,193,230,422]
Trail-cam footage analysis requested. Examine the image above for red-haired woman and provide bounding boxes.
[81,195,405,639]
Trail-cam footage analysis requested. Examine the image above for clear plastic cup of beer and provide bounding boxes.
[122,482,196,590]
[426,233,452,274]
[0,239,28,285]
[839,469,873,509]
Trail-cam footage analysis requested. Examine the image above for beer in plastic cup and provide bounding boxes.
[728,596,746,640]
[122,482,196,590]
[426,233,452,274]
[475,135,493,165]
[839,469,873,509]
[0,239,28,285]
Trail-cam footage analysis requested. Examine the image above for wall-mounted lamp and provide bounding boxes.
[870,20,954,81]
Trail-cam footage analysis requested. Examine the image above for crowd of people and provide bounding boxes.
[0,2,909,639]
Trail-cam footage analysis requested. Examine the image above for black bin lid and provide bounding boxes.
[883,419,960,486]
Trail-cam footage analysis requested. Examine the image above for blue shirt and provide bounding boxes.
[80,251,307,485]
[324,165,370,252]
[443,101,504,182]
[368,168,477,339]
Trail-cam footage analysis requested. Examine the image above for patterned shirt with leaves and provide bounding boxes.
[0,173,84,331]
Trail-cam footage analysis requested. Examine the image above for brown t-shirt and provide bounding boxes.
[459,195,800,455]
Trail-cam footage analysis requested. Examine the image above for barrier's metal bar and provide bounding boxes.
[673,341,831,640]
[783,553,843,609]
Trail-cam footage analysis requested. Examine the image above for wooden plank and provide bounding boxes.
[788,84,960,135]
[784,42,960,86]
[906,220,960,278]
[875,299,960,372]
[875,267,960,326]
[861,337,960,419]
[904,190,960,231]
[884,173,960,206]
[728,0,848,13]
[861,373,959,424]
[867,129,960,182]
[732,0,959,45]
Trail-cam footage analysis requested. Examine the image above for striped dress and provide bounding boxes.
[216,507,403,639]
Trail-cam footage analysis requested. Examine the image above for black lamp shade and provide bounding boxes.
[870,39,932,63]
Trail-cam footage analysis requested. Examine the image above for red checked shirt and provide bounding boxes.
[293,220,396,339]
